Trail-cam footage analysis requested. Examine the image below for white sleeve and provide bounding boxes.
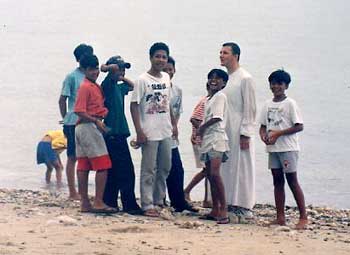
[211,93,226,120]
[131,78,144,104]
[240,77,257,137]
[290,100,303,124]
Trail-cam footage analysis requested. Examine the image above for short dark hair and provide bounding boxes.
[80,54,99,69]
[222,42,241,61]
[268,69,291,85]
[207,68,229,83]
[73,44,93,62]
[167,56,175,68]
[149,42,170,57]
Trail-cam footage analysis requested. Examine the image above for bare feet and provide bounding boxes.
[295,219,308,230]
[202,200,212,208]
[184,192,191,202]
[80,202,92,213]
[69,193,81,201]
[266,218,286,226]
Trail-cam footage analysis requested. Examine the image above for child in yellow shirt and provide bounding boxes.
[36,130,67,187]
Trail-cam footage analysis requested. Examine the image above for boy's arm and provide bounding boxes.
[197,118,221,137]
[100,64,118,73]
[190,117,202,128]
[58,95,68,119]
[268,123,304,145]
[259,125,269,145]
[170,108,179,140]
[130,102,147,144]
[75,112,108,133]
[120,76,134,91]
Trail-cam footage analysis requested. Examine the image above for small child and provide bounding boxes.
[184,83,212,208]
[198,69,229,224]
[259,69,307,230]
[36,130,66,187]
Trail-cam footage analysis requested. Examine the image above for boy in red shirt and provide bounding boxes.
[74,54,115,213]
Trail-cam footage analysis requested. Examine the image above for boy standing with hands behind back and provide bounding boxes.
[259,69,307,229]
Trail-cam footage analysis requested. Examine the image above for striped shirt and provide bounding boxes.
[190,96,207,145]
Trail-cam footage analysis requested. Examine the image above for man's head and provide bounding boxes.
[163,56,176,80]
[149,42,169,73]
[80,54,99,83]
[106,55,131,80]
[220,42,240,69]
[73,44,93,62]
[207,68,229,93]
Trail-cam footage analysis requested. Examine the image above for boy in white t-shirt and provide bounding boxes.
[130,42,178,217]
[259,69,307,230]
[198,69,230,224]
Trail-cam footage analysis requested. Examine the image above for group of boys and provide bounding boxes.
[58,42,196,215]
[55,41,308,229]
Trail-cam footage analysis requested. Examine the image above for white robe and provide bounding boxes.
[221,67,256,209]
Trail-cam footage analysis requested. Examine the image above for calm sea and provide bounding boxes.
[1,0,349,208]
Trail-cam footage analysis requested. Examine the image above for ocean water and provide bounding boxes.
[1,0,349,208]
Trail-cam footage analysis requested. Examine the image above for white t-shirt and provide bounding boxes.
[259,97,303,152]
[170,83,183,148]
[131,72,172,141]
[200,91,229,153]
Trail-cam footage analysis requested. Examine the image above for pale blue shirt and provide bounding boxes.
[61,68,85,125]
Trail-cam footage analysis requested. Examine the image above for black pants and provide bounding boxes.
[166,147,188,210]
[103,135,140,211]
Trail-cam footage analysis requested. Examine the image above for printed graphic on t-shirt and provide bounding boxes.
[267,107,283,126]
[145,83,169,114]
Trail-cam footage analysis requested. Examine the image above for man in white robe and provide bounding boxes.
[219,42,256,216]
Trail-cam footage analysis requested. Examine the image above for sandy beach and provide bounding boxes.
[0,189,349,255]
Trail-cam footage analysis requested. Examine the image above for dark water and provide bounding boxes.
[1,0,349,208]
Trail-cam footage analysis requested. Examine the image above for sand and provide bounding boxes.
[0,189,349,255]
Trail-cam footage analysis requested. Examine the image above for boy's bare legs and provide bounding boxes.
[209,158,227,220]
[66,157,80,200]
[53,157,63,188]
[93,170,108,209]
[286,172,308,229]
[77,170,92,212]
[271,169,286,225]
[45,164,53,184]
[184,168,206,201]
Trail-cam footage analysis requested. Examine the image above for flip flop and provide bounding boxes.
[143,209,160,217]
[217,217,230,224]
[91,206,119,214]
[199,214,217,221]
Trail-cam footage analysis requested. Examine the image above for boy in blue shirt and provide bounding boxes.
[259,69,308,230]
[59,43,93,200]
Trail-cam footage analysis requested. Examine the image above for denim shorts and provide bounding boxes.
[268,151,299,173]
[200,149,229,163]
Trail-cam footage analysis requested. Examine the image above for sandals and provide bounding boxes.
[199,214,217,221]
[90,206,119,214]
[143,209,160,217]
[216,217,230,224]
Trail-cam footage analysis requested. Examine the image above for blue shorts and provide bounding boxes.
[63,125,76,157]
[200,149,229,163]
[36,141,58,165]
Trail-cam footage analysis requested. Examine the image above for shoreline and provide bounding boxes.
[0,188,349,254]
